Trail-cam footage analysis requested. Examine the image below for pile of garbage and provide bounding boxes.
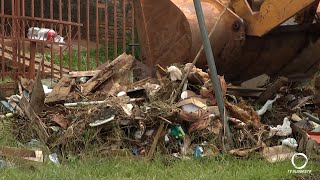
[0,53,319,165]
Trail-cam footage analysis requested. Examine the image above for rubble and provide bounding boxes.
[0,52,319,164]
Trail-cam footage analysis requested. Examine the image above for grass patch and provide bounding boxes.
[44,31,141,71]
[1,154,319,180]
[44,44,140,71]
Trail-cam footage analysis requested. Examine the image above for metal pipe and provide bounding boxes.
[303,112,320,125]
[193,0,233,148]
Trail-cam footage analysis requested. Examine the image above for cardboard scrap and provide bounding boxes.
[177,97,208,113]
[262,145,296,163]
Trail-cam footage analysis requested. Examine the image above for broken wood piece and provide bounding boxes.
[229,146,261,157]
[81,53,135,95]
[225,101,260,129]
[256,77,288,104]
[0,146,43,163]
[45,77,75,104]
[155,64,167,77]
[18,76,34,92]
[30,65,45,113]
[229,117,246,129]
[241,74,270,88]
[147,123,164,160]
[227,86,265,97]
[290,96,313,110]
[69,70,101,77]
[158,116,173,124]
[19,96,49,143]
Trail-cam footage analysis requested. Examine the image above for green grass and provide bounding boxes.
[0,76,13,83]
[1,154,319,180]
[44,44,140,71]
[44,31,141,71]
[1,128,319,180]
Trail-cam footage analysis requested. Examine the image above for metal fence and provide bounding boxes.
[0,0,136,80]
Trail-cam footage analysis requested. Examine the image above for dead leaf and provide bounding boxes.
[52,114,69,129]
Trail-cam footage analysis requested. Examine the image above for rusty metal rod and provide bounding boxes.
[123,0,126,52]
[77,0,81,70]
[105,2,109,63]
[1,15,83,26]
[1,0,4,80]
[41,0,45,78]
[114,0,118,57]
[95,0,99,66]
[86,0,90,70]
[59,0,63,77]
[50,0,54,78]
[131,2,135,56]
[22,0,26,77]
[68,0,72,71]
[193,0,233,149]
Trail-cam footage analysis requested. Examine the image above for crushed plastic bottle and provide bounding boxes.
[194,145,204,158]
[0,160,8,169]
[282,138,298,149]
[170,125,185,139]
[49,153,60,165]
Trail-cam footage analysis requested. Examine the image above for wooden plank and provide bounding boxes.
[147,123,164,160]
[0,146,36,157]
[227,86,266,97]
[2,51,61,78]
[69,70,101,77]
[4,47,69,74]
[45,77,75,104]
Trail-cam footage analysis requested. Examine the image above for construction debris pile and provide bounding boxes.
[0,53,320,165]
